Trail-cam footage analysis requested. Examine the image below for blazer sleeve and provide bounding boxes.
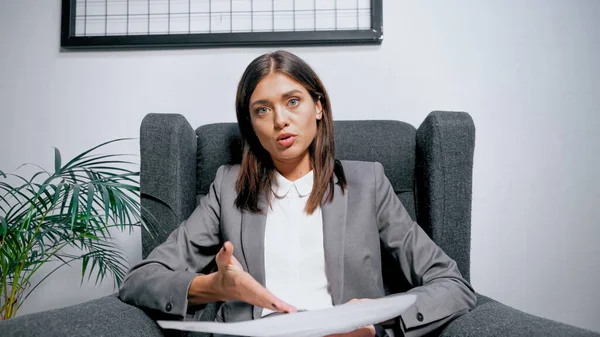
[373,162,477,337]
[118,165,226,319]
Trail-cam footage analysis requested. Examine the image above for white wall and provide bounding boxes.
[1,0,599,332]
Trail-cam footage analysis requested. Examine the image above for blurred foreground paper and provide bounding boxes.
[157,293,417,337]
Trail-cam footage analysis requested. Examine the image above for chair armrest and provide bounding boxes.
[0,294,165,337]
[140,113,197,259]
[415,110,475,282]
[440,294,599,337]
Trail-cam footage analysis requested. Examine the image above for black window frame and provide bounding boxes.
[60,0,383,49]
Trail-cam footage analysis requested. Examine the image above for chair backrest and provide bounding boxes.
[141,112,475,285]
[193,120,420,298]
[195,120,418,220]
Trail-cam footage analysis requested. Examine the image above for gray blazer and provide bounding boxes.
[119,160,476,337]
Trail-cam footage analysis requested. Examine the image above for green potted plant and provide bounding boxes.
[0,139,154,320]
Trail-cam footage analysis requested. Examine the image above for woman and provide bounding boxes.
[119,51,476,337]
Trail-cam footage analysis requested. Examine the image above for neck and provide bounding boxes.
[272,152,312,181]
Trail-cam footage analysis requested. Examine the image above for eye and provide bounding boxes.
[288,98,300,107]
[256,107,269,115]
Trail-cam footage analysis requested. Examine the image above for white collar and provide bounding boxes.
[271,170,314,197]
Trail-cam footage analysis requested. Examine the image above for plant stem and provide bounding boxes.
[4,200,52,318]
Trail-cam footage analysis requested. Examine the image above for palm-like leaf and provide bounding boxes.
[0,139,163,319]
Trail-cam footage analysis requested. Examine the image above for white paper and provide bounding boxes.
[157,293,417,337]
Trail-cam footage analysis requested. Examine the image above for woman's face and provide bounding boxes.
[249,72,323,167]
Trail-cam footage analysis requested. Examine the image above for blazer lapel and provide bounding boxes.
[321,177,348,305]
[240,193,267,320]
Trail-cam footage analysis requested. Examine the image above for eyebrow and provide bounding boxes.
[250,90,303,108]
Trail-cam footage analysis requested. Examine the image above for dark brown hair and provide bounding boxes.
[234,50,346,214]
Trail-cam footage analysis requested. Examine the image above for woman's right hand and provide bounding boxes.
[213,241,297,314]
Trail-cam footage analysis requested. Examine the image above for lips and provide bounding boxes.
[277,133,297,147]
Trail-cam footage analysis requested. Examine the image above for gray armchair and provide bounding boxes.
[1,111,597,337]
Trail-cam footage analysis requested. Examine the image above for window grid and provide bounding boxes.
[74,0,372,36]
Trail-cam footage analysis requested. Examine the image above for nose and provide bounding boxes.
[273,107,290,130]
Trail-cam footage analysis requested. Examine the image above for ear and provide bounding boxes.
[315,100,323,120]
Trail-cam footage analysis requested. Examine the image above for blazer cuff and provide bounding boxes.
[399,302,428,330]
[167,270,198,318]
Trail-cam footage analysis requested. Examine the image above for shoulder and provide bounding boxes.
[339,160,384,176]
[215,164,241,179]
[213,164,241,192]
[338,160,385,187]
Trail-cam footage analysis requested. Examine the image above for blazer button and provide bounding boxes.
[416,312,424,322]
[165,302,173,312]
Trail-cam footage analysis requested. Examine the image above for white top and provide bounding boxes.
[261,170,333,317]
